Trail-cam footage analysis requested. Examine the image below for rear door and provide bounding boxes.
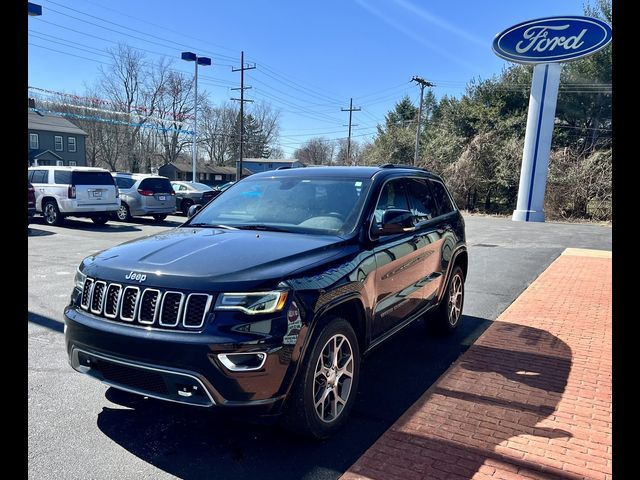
[71,171,118,206]
[138,177,175,210]
[405,177,446,308]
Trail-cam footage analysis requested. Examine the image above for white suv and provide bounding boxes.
[28,166,120,226]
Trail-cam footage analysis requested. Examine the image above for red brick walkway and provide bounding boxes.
[341,248,612,480]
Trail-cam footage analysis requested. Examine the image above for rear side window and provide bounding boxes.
[31,170,48,184]
[71,171,115,186]
[139,178,172,193]
[115,177,136,189]
[54,170,72,184]
[429,180,455,215]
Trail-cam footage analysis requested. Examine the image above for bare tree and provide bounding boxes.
[99,44,164,172]
[294,137,335,165]
[200,101,237,166]
[251,101,280,150]
[335,138,363,165]
[151,67,194,166]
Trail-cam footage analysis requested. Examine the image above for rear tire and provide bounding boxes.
[91,215,109,225]
[427,265,465,335]
[115,203,131,222]
[280,317,360,439]
[181,200,193,216]
[43,200,62,226]
[152,214,167,222]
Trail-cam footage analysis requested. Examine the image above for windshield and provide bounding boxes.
[187,176,371,235]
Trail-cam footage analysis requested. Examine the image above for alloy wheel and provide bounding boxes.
[313,334,354,423]
[44,203,58,224]
[116,205,129,221]
[448,273,463,326]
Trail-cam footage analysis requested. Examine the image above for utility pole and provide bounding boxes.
[411,76,434,166]
[232,51,255,181]
[341,98,361,165]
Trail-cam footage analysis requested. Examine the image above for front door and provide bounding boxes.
[371,178,430,339]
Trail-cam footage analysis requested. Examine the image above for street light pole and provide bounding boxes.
[192,59,198,183]
[181,52,211,183]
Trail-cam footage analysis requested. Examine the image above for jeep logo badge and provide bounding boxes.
[125,271,147,283]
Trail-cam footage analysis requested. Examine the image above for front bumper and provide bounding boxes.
[64,305,298,413]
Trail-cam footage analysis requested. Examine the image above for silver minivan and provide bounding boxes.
[111,173,176,222]
[28,166,120,225]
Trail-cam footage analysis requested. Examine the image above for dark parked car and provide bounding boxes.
[28,182,36,225]
[171,181,217,216]
[65,165,467,439]
[212,181,235,195]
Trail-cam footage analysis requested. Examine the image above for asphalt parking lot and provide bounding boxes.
[28,214,611,480]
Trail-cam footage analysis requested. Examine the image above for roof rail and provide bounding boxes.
[378,163,426,171]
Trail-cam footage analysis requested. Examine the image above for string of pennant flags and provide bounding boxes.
[29,108,195,136]
[34,98,190,127]
[28,85,196,121]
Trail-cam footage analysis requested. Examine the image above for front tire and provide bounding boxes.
[152,214,167,222]
[428,265,465,335]
[43,200,62,226]
[181,199,193,216]
[280,317,360,439]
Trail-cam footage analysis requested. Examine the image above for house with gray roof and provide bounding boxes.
[235,158,304,174]
[28,110,88,167]
[158,160,252,186]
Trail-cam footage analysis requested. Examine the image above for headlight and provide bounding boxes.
[74,267,87,290]
[215,291,289,315]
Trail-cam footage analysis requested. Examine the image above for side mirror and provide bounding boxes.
[377,209,416,235]
[187,204,203,218]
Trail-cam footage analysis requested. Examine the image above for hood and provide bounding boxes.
[82,227,357,291]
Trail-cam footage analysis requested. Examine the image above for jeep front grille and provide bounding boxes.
[79,278,212,331]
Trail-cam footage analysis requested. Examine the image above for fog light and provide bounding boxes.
[217,352,267,372]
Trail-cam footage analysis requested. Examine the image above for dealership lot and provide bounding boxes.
[28,215,611,480]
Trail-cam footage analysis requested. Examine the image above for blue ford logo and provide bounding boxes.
[493,16,612,64]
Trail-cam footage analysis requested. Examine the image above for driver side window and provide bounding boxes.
[373,179,409,226]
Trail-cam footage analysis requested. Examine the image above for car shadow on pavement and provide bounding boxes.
[28,311,64,333]
[95,315,499,480]
[27,227,56,237]
[28,217,144,233]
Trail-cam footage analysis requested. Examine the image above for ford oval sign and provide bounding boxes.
[493,16,612,64]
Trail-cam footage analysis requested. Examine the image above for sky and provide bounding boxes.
[27,0,589,157]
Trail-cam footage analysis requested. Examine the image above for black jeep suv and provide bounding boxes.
[64,165,467,438]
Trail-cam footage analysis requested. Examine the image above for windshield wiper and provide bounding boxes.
[235,224,293,233]
[187,223,237,230]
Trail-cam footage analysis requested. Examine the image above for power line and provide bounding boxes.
[43,0,238,64]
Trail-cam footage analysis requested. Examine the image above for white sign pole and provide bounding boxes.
[512,62,562,222]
